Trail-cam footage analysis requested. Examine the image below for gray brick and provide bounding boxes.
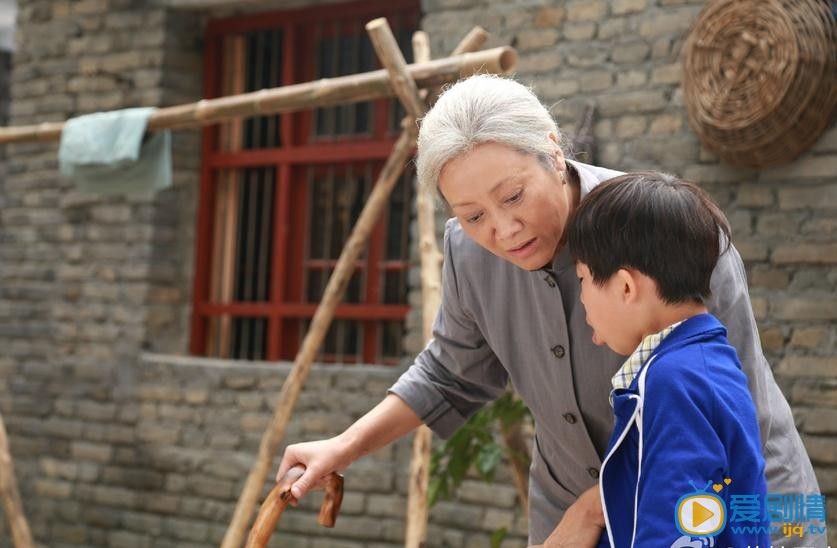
[164,517,209,542]
[458,480,519,509]
[612,0,647,15]
[534,6,566,28]
[612,42,650,64]
[566,0,608,21]
[772,297,837,321]
[638,8,700,37]
[516,29,559,51]
[564,22,596,42]
[778,185,837,210]
[598,90,666,116]
[773,244,837,265]
[107,531,152,548]
[71,441,113,463]
[192,477,235,499]
[777,356,837,378]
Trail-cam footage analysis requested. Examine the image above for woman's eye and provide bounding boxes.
[465,212,483,224]
[505,190,523,204]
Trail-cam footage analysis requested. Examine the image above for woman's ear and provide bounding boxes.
[548,132,566,169]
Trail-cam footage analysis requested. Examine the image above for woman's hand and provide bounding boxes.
[540,485,605,548]
[275,394,423,500]
[275,435,354,500]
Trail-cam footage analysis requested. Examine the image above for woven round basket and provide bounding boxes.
[682,0,836,168]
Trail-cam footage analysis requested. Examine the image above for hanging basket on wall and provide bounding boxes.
[682,0,836,169]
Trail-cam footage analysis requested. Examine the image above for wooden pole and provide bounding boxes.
[0,47,517,145]
[0,411,34,548]
[451,26,489,56]
[501,417,530,514]
[408,29,439,548]
[424,26,489,107]
[367,18,426,121]
[366,20,439,548]
[400,26,495,546]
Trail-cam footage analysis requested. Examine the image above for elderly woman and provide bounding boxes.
[277,75,824,547]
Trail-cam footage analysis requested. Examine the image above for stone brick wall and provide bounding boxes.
[0,355,528,547]
[1,0,835,546]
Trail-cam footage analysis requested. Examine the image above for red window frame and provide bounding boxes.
[190,0,420,364]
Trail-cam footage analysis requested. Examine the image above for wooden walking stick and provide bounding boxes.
[244,467,344,548]
[0,411,34,548]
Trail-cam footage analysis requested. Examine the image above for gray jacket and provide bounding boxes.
[389,161,824,545]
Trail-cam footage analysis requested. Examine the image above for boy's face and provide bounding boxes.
[576,262,639,356]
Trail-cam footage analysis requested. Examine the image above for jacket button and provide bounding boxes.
[544,275,556,288]
[551,345,565,359]
[588,467,599,479]
[563,413,577,424]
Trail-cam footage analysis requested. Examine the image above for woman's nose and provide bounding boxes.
[494,212,523,241]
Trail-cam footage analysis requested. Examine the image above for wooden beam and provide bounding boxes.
[0,47,518,145]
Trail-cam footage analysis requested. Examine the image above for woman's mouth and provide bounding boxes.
[507,237,537,258]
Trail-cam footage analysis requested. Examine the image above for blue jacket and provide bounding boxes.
[598,314,769,548]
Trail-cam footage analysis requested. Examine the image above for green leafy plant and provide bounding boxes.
[428,390,531,507]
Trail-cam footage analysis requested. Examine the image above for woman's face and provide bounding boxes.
[438,141,574,271]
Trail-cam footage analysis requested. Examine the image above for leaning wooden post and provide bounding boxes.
[221,122,418,548]
[0,411,34,548]
[217,42,434,548]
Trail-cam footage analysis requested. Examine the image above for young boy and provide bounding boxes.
[566,172,770,548]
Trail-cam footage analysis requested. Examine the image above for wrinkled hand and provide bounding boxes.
[276,436,353,500]
[540,485,605,548]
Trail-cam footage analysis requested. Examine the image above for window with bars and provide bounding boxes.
[191,0,420,365]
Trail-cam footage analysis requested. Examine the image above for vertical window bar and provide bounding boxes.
[244,32,255,148]
[245,168,260,301]
[268,29,282,147]
[324,165,336,263]
[252,31,266,147]
[329,21,340,136]
[313,22,325,137]
[346,23,359,135]
[257,167,274,303]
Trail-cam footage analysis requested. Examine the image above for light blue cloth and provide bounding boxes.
[58,107,172,195]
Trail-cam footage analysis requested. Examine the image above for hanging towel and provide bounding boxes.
[58,107,172,195]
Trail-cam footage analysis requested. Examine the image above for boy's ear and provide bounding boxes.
[615,268,639,304]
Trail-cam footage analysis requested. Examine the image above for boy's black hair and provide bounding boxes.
[566,171,731,304]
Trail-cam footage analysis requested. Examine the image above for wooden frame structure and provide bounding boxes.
[0,19,517,548]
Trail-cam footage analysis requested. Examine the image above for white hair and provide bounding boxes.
[416,74,564,193]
